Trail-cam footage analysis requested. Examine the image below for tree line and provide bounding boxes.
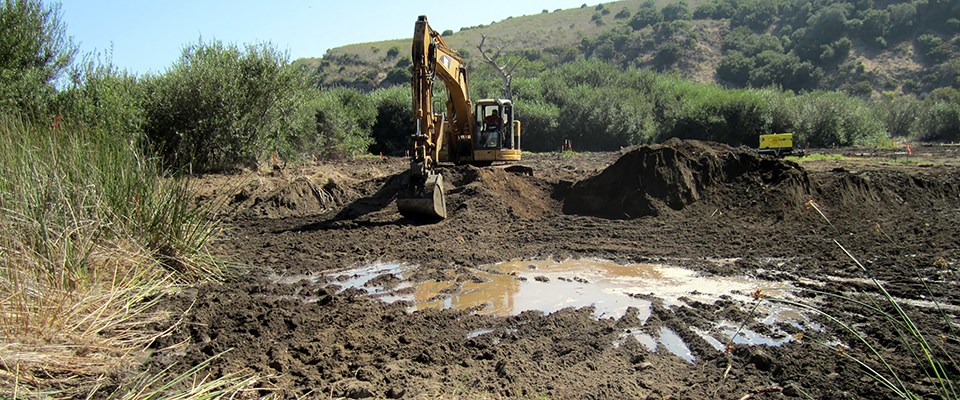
[3,0,959,175]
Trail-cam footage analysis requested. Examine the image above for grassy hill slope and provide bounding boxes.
[297,0,959,97]
[297,0,709,89]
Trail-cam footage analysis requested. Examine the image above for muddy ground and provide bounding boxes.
[152,140,960,399]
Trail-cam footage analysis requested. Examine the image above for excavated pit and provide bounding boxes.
[157,141,960,399]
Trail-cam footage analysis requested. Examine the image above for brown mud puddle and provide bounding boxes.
[314,258,816,363]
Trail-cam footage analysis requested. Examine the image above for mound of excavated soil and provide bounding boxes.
[444,165,558,221]
[232,173,356,219]
[562,139,809,219]
[248,176,352,218]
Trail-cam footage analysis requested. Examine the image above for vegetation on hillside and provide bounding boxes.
[300,0,960,151]
[314,0,960,99]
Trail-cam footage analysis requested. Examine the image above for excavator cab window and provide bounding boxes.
[476,103,514,150]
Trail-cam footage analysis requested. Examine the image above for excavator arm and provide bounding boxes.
[411,15,473,167]
[399,15,473,221]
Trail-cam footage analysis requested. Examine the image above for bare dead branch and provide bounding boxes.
[477,34,515,100]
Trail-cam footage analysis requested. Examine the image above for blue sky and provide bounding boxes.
[60,1,594,75]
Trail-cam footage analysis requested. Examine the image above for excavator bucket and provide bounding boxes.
[397,173,447,221]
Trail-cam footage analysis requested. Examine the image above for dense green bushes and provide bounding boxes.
[141,40,311,171]
[368,86,413,156]
[0,0,75,116]
[503,60,905,151]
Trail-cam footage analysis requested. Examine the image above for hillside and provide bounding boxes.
[297,0,709,89]
[297,0,960,97]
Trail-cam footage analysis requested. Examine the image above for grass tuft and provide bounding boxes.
[0,115,236,397]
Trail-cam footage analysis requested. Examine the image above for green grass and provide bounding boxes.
[0,116,246,397]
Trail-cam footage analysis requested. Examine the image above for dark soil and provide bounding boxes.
[152,140,960,399]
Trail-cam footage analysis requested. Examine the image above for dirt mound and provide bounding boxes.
[229,173,356,219]
[562,139,809,219]
[445,165,557,221]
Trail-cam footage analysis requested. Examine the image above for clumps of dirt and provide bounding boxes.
[822,166,960,210]
[232,172,357,219]
[437,165,559,221]
[562,139,809,219]
[250,176,352,219]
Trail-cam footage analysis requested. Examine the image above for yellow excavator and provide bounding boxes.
[397,15,522,221]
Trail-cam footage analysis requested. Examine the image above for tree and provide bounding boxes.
[662,1,690,21]
[731,0,780,31]
[805,3,850,44]
[717,51,753,85]
[142,40,312,171]
[887,3,917,37]
[0,0,77,115]
[629,2,662,30]
[368,86,412,156]
[860,9,890,40]
[477,34,520,100]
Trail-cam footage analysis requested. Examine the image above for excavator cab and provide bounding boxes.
[473,99,521,162]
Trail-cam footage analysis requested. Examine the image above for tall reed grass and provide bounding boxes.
[0,116,240,397]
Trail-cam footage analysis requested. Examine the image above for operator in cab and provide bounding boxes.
[482,109,503,148]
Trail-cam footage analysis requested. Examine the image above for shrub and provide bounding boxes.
[653,42,683,70]
[628,2,662,30]
[717,51,753,85]
[928,87,960,104]
[383,66,411,87]
[730,0,780,31]
[0,0,76,116]
[53,55,145,138]
[722,27,783,56]
[915,101,960,142]
[142,40,310,172]
[297,88,376,159]
[515,100,561,151]
[749,50,820,91]
[792,91,885,147]
[654,81,781,145]
[386,46,400,59]
[662,1,691,21]
[877,95,919,137]
[368,86,412,156]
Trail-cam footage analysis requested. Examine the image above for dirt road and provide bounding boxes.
[152,140,960,399]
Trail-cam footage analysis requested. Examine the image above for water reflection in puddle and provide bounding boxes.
[325,259,789,319]
[614,326,696,363]
[321,259,811,363]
